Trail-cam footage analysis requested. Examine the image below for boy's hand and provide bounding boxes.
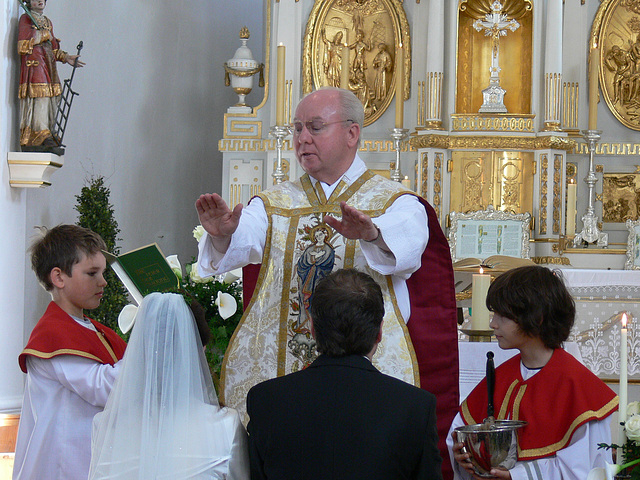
[452,432,512,480]
[488,467,511,479]
[452,431,477,476]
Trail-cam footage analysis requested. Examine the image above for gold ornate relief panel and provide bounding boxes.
[302,0,410,126]
[596,0,640,131]
[603,172,640,222]
[450,150,534,215]
[456,0,533,114]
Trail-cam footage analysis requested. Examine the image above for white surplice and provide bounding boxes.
[13,352,121,480]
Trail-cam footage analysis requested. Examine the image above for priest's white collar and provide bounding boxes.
[310,154,366,199]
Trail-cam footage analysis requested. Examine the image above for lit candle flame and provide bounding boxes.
[479,266,484,275]
[622,312,628,329]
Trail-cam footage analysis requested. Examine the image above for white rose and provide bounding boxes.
[165,255,183,281]
[193,225,206,242]
[628,401,640,418]
[625,414,640,443]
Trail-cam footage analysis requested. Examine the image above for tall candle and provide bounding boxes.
[471,267,491,330]
[588,46,600,131]
[276,43,286,126]
[341,44,350,89]
[619,312,629,463]
[395,44,404,129]
[566,180,577,237]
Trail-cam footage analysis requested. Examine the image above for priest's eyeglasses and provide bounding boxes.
[292,119,354,136]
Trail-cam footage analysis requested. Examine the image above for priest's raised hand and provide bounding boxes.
[195,193,244,253]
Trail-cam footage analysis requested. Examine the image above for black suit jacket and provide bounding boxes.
[246,354,443,480]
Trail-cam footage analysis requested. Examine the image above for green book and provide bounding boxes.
[103,244,179,305]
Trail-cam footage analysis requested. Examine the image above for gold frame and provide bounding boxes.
[455,0,533,114]
[602,170,640,224]
[302,0,411,126]
[594,0,640,131]
[625,218,640,269]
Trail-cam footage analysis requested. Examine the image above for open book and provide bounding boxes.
[453,255,535,273]
[103,244,179,305]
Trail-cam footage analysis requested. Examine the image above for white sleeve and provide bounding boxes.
[508,419,613,480]
[197,197,268,276]
[359,193,429,278]
[43,355,121,407]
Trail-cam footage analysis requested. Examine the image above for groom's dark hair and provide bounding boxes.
[310,269,384,357]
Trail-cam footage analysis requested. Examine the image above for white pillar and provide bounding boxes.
[543,0,563,131]
[424,0,444,129]
[0,2,28,415]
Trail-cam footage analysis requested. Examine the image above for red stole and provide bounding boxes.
[242,184,459,480]
[460,349,618,460]
[19,302,127,373]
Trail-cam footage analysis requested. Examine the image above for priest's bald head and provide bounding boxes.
[292,88,364,185]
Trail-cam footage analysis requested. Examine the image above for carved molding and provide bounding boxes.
[410,134,577,151]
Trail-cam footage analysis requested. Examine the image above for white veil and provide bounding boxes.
[89,292,248,479]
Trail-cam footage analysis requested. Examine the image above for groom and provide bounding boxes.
[246,269,443,480]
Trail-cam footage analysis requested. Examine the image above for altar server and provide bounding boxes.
[13,225,126,480]
[449,266,618,480]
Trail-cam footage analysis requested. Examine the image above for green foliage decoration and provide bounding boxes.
[75,176,129,338]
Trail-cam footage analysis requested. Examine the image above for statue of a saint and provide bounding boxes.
[18,0,84,153]
[347,29,371,77]
[372,43,392,101]
[321,29,344,88]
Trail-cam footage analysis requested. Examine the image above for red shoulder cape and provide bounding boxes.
[19,302,127,373]
[243,195,459,480]
[460,348,618,460]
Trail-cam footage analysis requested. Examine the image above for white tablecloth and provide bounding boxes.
[558,268,640,289]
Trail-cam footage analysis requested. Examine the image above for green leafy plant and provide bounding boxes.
[181,263,243,385]
[75,176,129,337]
[595,401,640,479]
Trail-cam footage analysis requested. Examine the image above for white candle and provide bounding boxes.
[276,43,286,126]
[619,312,628,463]
[588,46,600,131]
[395,44,404,129]
[471,267,491,330]
[401,175,411,190]
[566,180,577,237]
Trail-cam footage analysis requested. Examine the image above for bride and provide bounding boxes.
[89,292,249,479]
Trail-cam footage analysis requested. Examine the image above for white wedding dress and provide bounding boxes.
[89,293,249,479]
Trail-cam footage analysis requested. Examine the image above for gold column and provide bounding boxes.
[543,72,563,132]
[423,72,444,130]
[562,82,580,135]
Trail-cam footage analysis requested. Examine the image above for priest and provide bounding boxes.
[196,87,458,479]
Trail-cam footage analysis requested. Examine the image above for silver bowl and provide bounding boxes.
[454,420,527,478]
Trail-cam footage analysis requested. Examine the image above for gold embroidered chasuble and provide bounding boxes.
[220,170,420,420]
